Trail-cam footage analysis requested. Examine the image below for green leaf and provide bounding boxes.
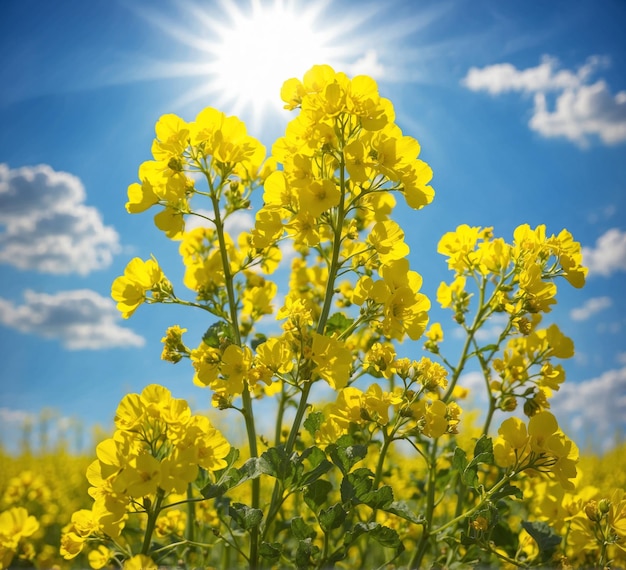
[473,435,494,458]
[326,312,355,335]
[304,479,333,511]
[340,467,374,503]
[521,520,562,554]
[259,542,282,565]
[229,502,263,531]
[296,538,320,569]
[462,463,479,489]
[327,435,367,475]
[303,411,325,437]
[291,517,317,540]
[491,482,523,502]
[462,437,495,489]
[258,446,294,480]
[319,503,346,533]
[345,522,404,554]
[384,501,425,525]
[452,447,468,472]
[340,468,394,510]
[299,447,333,487]
[202,321,233,348]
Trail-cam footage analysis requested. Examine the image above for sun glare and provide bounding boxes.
[131,0,409,128]
[210,0,334,115]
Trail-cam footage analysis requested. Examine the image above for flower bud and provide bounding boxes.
[500,396,517,412]
[598,498,611,515]
[584,500,601,522]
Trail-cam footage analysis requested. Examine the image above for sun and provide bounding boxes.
[129,0,401,129]
[209,0,335,116]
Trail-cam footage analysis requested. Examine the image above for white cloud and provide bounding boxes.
[225,210,254,236]
[570,296,612,321]
[550,366,626,451]
[462,56,626,147]
[582,228,626,276]
[0,289,145,350]
[348,50,386,79]
[0,163,120,274]
[0,408,35,424]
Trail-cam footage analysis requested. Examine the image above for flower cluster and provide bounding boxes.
[494,411,578,490]
[60,384,229,563]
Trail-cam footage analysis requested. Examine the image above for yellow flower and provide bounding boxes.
[416,357,448,391]
[112,452,161,498]
[220,344,253,395]
[436,276,466,309]
[311,333,352,390]
[242,279,277,319]
[124,554,158,570]
[151,113,190,161]
[191,343,221,387]
[0,506,39,551]
[159,445,199,494]
[382,286,430,341]
[60,531,85,560]
[363,383,402,425]
[368,220,410,263]
[111,257,167,318]
[437,224,486,273]
[425,322,443,343]
[88,545,112,570]
[299,179,340,218]
[255,337,294,375]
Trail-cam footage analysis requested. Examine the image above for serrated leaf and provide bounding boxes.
[462,438,494,489]
[326,312,355,335]
[258,446,293,480]
[453,447,468,472]
[327,435,367,475]
[491,482,523,502]
[473,435,494,458]
[319,503,346,533]
[301,445,326,469]
[229,502,263,531]
[259,542,282,564]
[346,522,404,553]
[295,538,320,569]
[462,464,479,489]
[340,467,374,503]
[304,479,333,511]
[299,447,333,487]
[521,520,562,553]
[340,468,394,510]
[384,501,425,525]
[365,485,394,510]
[303,411,325,437]
[291,517,317,540]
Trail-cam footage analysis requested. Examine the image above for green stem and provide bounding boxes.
[141,488,165,556]
[263,139,348,543]
[185,483,195,554]
[432,470,515,535]
[410,439,439,568]
[284,147,347,456]
[211,193,260,569]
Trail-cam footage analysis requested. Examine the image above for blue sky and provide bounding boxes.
[1,0,625,454]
